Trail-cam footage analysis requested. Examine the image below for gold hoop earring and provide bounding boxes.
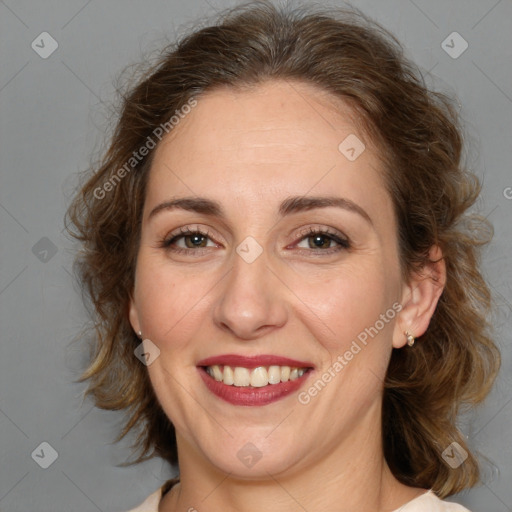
[405,331,415,347]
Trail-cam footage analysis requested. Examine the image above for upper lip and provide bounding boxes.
[197,354,314,369]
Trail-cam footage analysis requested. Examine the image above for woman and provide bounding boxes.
[67,2,500,511]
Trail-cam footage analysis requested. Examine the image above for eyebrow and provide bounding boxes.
[279,196,372,224]
[148,195,372,225]
[148,197,222,219]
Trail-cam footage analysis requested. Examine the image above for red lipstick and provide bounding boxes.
[197,354,313,369]
[197,354,314,406]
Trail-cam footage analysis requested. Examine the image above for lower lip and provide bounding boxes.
[198,368,311,406]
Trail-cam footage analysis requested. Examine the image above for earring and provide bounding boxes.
[405,331,415,347]
[137,330,142,339]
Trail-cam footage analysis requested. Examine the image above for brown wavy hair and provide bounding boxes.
[66,1,500,498]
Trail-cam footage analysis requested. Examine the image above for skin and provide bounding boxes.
[129,80,446,512]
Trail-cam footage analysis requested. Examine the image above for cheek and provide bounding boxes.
[289,266,396,354]
[133,256,209,345]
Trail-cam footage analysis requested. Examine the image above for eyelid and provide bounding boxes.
[161,224,224,248]
[287,225,351,253]
[292,225,350,244]
[159,223,350,254]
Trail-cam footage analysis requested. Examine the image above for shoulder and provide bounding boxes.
[395,490,473,512]
[124,478,178,512]
[125,486,473,512]
[124,487,162,512]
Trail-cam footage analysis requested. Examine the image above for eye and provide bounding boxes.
[294,227,350,253]
[161,227,218,251]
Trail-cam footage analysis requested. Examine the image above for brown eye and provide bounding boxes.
[295,228,350,252]
[183,233,209,248]
[162,228,217,251]
[308,234,334,249]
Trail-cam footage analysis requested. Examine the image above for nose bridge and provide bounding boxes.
[213,244,287,338]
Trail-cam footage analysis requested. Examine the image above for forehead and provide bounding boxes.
[156,80,366,162]
[144,80,389,219]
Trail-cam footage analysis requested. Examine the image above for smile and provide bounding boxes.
[205,364,307,387]
[197,354,314,406]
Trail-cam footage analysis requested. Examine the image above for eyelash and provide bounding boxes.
[295,227,350,254]
[159,226,350,255]
[159,226,215,255]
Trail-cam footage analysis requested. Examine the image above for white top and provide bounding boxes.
[125,487,472,512]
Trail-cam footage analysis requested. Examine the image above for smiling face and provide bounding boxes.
[129,80,411,479]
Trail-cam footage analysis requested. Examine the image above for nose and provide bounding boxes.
[212,251,288,340]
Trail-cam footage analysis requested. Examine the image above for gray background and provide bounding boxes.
[0,0,511,511]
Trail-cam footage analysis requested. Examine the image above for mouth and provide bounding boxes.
[197,355,314,406]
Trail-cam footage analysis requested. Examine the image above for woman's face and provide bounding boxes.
[130,80,409,477]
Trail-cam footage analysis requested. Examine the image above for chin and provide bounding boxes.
[194,430,307,479]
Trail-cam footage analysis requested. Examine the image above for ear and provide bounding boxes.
[393,245,446,349]
[128,292,142,336]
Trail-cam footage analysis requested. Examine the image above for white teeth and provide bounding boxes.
[211,365,223,382]
[223,365,234,385]
[268,365,281,385]
[205,365,308,387]
[250,367,268,387]
[233,367,251,387]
